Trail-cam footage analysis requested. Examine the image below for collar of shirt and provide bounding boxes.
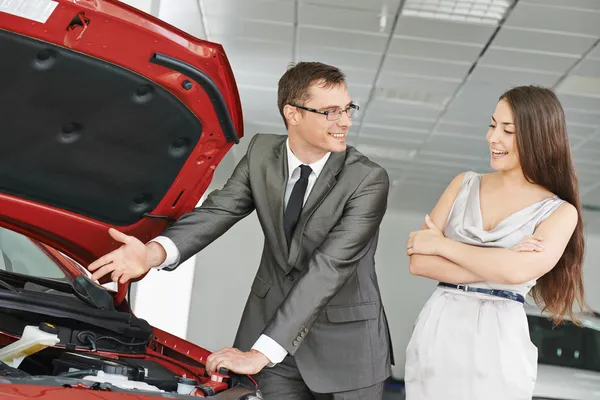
[286,138,331,181]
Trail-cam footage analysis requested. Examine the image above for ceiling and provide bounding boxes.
[125,0,600,230]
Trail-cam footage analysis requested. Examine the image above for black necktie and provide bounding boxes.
[284,165,312,245]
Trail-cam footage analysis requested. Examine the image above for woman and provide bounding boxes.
[404,85,586,400]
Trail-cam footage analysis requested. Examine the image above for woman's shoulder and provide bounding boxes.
[428,171,480,228]
[447,170,481,189]
[534,190,577,228]
[439,171,481,205]
[535,199,578,235]
[552,199,577,219]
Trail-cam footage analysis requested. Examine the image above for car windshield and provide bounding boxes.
[528,314,600,373]
[0,226,68,281]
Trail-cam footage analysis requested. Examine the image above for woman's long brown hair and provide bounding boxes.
[500,85,587,325]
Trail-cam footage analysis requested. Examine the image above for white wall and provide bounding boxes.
[581,228,600,312]
[119,0,153,15]
[182,205,600,379]
[131,195,209,339]
[132,257,196,339]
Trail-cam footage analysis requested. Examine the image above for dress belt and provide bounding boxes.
[437,282,525,304]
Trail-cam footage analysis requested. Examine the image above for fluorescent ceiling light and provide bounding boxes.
[402,0,512,25]
[556,75,600,99]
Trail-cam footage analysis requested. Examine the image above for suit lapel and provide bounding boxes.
[287,151,346,266]
[265,139,289,261]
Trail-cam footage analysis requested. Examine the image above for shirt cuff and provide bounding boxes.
[251,334,288,367]
[148,236,181,271]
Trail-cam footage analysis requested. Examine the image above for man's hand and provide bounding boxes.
[205,348,270,375]
[88,228,154,284]
[511,235,544,253]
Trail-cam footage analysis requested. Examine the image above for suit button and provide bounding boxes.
[300,331,306,338]
[293,340,299,346]
[296,336,302,341]
[287,274,295,281]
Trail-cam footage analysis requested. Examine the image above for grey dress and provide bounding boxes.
[405,171,565,400]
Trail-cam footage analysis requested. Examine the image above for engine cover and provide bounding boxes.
[52,352,145,380]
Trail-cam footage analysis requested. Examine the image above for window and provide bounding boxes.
[0,227,68,280]
[528,315,600,372]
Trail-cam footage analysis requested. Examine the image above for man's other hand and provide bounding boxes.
[88,228,154,284]
[206,348,270,375]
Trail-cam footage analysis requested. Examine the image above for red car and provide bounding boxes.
[0,0,260,398]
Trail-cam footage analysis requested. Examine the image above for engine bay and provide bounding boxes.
[6,348,183,392]
[0,272,260,399]
[0,324,259,399]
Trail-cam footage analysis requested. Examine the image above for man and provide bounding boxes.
[88,61,393,399]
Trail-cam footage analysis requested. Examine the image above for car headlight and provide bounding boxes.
[237,390,263,400]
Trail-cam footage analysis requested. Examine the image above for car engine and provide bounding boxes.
[0,275,261,399]
[0,343,260,399]
[0,323,260,399]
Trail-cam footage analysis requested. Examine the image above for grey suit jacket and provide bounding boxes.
[160,134,393,393]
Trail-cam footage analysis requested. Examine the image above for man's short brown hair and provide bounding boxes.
[277,62,346,129]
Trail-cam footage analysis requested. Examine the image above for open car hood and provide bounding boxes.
[0,1,243,294]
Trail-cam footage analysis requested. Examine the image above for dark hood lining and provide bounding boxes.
[0,29,202,225]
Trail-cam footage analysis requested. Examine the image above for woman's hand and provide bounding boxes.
[511,235,544,253]
[406,215,445,256]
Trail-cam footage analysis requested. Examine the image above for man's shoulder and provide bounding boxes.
[246,133,287,154]
[343,145,387,177]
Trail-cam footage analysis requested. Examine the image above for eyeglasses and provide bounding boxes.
[291,103,359,121]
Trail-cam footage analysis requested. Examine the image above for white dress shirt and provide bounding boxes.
[150,138,330,366]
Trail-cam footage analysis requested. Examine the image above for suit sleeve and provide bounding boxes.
[157,136,258,269]
[262,166,390,354]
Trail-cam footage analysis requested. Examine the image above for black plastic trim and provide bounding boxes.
[149,53,240,144]
[142,212,176,221]
[0,291,151,339]
[0,270,73,293]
